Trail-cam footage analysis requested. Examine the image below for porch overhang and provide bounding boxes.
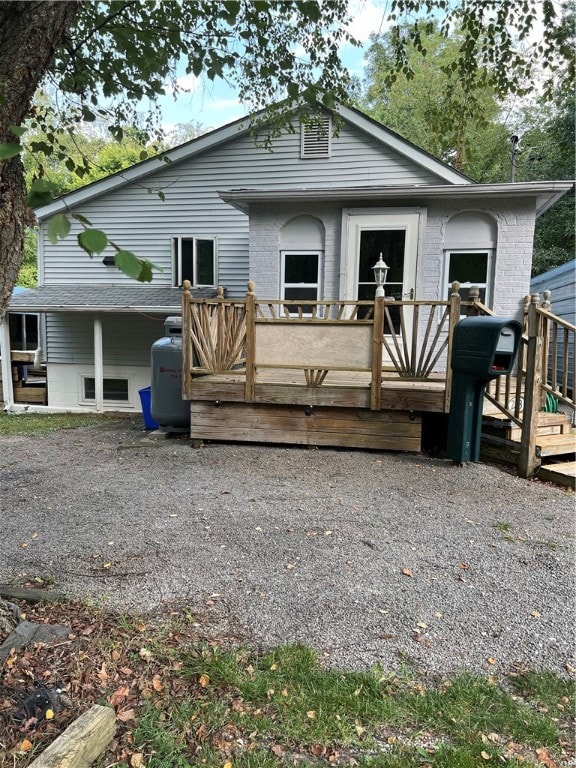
[6,285,217,314]
[219,180,574,218]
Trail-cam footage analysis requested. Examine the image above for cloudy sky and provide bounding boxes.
[158,0,385,135]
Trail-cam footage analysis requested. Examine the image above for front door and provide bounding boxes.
[342,210,420,308]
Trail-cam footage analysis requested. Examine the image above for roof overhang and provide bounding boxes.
[219,180,574,218]
[7,285,215,314]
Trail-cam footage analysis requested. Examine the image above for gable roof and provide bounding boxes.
[34,102,472,221]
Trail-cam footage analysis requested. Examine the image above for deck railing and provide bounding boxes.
[468,287,575,476]
[182,280,465,409]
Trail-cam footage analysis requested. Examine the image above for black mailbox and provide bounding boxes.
[448,317,522,463]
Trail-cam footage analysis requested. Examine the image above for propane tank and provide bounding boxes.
[150,316,189,431]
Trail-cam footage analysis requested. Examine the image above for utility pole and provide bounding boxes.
[510,134,520,182]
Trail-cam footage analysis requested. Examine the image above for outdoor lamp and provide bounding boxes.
[372,253,389,298]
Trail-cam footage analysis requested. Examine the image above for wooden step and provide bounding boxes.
[536,433,576,458]
[537,460,576,490]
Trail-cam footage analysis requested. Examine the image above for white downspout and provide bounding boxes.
[0,316,14,410]
[93,315,104,413]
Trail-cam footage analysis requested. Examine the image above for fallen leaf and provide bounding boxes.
[487,657,498,665]
[223,761,233,768]
[139,648,154,661]
[481,751,491,760]
[531,610,541,618]
[402,568,414,577]
[199,674,210,688]
[130,753,144,768]
[17,739,33,753]
[102,562,112,569]
[307,710,316,719]
[152,674,163,692]
[271,744,283,756]
[117,708,136,723]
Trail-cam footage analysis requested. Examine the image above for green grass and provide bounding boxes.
[120,637,574,768]
[0,411,130,436]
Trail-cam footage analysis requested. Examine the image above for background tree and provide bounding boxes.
[0,0,356,318]
[1,0,572,320]
[361,23,511,180]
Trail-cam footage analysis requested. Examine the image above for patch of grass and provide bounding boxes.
[0,411,131,436]
[493,521,512,533]
[1,603,573,768]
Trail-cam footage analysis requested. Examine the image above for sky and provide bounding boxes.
[158,0,385,136]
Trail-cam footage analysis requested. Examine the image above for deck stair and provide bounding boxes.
[482,411,576,489]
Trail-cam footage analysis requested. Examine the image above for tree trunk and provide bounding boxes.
[0,1,79,320]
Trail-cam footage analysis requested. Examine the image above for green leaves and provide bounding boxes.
[77,228,108,256]
[0,143,22,160]
[47,213,71,245]
[28,178,59,208]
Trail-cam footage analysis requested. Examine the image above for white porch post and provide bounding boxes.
[93,315,104,413]
[0,316,14,409]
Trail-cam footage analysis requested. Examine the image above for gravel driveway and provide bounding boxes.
[1,418,574,678]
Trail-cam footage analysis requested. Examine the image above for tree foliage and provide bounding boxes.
[361,23,511,180]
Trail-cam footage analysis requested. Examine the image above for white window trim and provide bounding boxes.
[280,250,323,314]
[80,374,131,405]
[172,236,217,287]
[443,248,494,309]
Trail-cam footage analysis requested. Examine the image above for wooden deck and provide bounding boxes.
[181,283,575,477]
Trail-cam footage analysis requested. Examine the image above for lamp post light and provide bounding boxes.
[372,253,389,298]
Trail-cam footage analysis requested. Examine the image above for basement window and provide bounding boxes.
[300,114,331,158]
[83,377,129,402]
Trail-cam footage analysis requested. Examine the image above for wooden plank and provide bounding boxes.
[189,403,421,451]
[379,388,445,412]
[0,585,68,603]
[537,461,576,490]
[254,384,370,409]
[244,284,256,402]
[371,297,383,411]
[536,433,576,457]
[27,704,115,768]
[14,386,47,404]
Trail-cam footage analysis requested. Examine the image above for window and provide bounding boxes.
[445,250,492,304]
[173,237,216,287]
[300,114,331,158]
[83,377,129,402]
[281,251,321,313]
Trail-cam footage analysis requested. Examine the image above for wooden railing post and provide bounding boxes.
[181,280,192,399]
[244,280,256,403]
[444,281,461,412]
[519,294,543,477]
[466,284,481,316]
[371,297,384,410]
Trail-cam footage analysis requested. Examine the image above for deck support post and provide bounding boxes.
[371,296,384,410]
[0,317,14,409]
[244,281,256,403]
[519,295,543,477]
[181,280,192,399]
[444,282,461,413]
[93,316,104,413]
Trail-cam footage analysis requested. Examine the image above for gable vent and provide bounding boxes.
[300,114,331,159]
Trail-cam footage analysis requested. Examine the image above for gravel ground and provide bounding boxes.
[0,418,574,678]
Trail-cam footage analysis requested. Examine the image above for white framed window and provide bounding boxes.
[281,251,322,313]
[444,250,493,306]
[82,376,129,403]
[172,236,217,287]
[300,113,331,158]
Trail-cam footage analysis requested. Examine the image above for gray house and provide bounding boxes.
[4,103,572,413]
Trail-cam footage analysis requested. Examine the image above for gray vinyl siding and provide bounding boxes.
[41,117,443,295]
[46,313,164,365]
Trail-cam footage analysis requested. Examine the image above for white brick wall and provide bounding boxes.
[247,197,536,319]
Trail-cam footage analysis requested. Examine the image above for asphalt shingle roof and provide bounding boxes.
[8,285,218,313]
